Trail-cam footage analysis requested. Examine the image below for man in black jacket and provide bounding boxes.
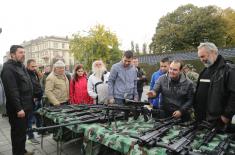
[147,60,194,121]
[194,42,235,130]
[1,45,34,155]
[132,57,147,101]
[26,59,43,144]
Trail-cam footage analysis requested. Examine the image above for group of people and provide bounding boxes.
[148,42,235,128]
[1,42,235,155]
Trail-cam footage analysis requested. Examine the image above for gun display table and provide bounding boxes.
[37,104,235,155]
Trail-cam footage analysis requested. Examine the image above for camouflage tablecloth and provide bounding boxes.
[38,106,235,155]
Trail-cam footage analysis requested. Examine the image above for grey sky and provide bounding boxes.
[0,0,234,63]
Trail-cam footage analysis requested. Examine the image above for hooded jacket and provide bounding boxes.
[70,74,93,104]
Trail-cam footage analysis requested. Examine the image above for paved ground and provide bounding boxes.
[0,115,83,155]
[0,85,149,155]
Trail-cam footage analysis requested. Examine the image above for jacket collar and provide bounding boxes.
[7,59,23,67]
[208,54,225,71]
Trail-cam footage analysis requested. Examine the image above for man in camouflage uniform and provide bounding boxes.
[183,64,199,89]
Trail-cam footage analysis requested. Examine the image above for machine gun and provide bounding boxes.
[31,111,125,132]
[88,100,151,121]
[137,117,181,147]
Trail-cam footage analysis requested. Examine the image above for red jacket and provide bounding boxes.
[69,75,93,104]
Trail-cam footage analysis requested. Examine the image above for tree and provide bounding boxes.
[150,4,228,54]
[70,24,122,70]
[142,43,147,54]
[222,8,235,47]
[135,43,140,55]
[131,41,135,52]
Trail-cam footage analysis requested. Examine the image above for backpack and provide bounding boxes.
[94,71,109,104]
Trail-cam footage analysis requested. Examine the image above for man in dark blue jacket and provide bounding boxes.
[149,57,170,108]
[1,45,34,155]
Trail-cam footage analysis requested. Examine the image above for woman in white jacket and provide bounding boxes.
[87,60,110,104]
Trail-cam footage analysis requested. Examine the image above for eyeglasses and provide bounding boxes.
[95,63,102,66]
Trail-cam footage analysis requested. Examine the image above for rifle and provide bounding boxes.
[196,127,217,149]
[205,137,230,155]
[157,128,198,155]
[89,102,150,121]
[30,111,125,132]
[176,123,198,139]
[137,117,181,147]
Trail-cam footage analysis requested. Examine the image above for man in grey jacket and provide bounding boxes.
[108,50,138,104]
[147,60,194,120]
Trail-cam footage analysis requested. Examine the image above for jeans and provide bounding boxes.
[27,99,42,139]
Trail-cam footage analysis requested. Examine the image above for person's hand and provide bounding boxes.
[108,98,115,104]
[17,110,25,118]
[221,115,230,124]
[172,110,182,118]
[146,91,156,98]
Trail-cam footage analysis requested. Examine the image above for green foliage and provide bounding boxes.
[140,57,235,82]
[139,63,158,84]
[69,24,122,71]
[131,41,135,53]
[135,43,140,55]
[150,4,235,54]
[222,8,235,47]
[142,43,147,54]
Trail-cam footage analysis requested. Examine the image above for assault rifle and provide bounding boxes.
[154,127,198,155]
[137,117,181,147]
[176,122,198,139]
[159,121,220,155]
[205,137,230,155]
[195,127,217,150]
[31,111,125,132]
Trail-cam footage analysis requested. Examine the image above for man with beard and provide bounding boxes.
[108,50,138,104]
[1,45,34,155]
[194,42,235,130]
[26,59,43,144]
[88,60,110,104]
[147,60,194,121]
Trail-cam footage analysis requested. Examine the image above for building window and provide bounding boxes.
[54,42,58,49]
[62,43,65,49]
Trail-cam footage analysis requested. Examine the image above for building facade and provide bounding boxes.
[21,36,74,70]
